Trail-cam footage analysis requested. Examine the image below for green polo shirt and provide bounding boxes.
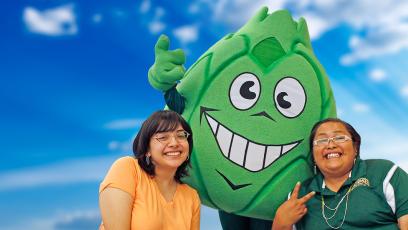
[295,158,408,230]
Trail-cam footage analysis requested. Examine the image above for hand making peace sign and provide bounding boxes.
[271,182,315,230]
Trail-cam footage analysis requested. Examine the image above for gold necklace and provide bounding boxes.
[320,178,370,229]
[321,186,352,229]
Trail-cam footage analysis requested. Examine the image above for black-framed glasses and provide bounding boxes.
[154,130,190,144]
[313,135,351,146]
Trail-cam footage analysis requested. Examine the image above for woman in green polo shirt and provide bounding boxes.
[272,118,408,230]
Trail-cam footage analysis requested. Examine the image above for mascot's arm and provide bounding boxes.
[148,35,186,114]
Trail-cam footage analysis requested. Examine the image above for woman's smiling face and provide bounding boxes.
[312,121,357,178]
[147,124,190,171]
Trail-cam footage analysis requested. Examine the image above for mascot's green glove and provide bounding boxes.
[148,34,186,92]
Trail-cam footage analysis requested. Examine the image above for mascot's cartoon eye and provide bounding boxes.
[274,77,306,118]
[229,72,260,110]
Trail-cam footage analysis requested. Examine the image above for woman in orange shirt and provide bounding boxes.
[99,110,200,230]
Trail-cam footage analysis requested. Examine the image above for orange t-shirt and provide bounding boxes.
[99,156,201,230]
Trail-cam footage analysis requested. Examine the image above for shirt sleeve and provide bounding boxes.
[390,166,408,218]
[99,156,139,198]
[190,190,201,230]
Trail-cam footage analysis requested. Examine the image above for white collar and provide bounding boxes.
[322,170,352,189]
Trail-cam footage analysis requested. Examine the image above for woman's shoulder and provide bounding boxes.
[114,155,137,164]
[363,158,394,167]
[363,159,395,173]
[361,158,398,182]
[109,156,142,175]
[112,156,139,168]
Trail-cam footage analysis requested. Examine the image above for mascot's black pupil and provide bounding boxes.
[277,92,291,109]
[240,81,256,99]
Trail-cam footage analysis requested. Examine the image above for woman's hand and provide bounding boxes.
[272,182,315,230]
[398,214,408,230]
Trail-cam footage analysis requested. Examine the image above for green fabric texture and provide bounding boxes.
[149,7,337,220]
[148,34,186,91]
[296,158,408,229]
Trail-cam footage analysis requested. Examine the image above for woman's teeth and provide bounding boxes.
[165,151,181,156]
[326,153,340,159]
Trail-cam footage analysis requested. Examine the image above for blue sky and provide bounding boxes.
[1,0,408,229]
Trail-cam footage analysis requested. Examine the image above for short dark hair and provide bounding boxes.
[132,110,193,183]
[309,118,361,157]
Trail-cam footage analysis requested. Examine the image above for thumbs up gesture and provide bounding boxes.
[148,35,186,91]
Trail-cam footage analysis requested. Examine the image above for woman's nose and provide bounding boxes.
[167,135,179,146]
[326,139,337,148]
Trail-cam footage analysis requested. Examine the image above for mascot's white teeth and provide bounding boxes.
[205,114,300,172]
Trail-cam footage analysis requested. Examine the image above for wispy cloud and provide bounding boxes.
[173,25,199,44]
[148,7,166,34]
[108,140,133,152]
[23,4,78,36]
[401,85,408,98]
[140,0,151,13]
[369,68,387,82]
[104,118,144,130]
[0,156,120,191]
[53,210,100,230]
[352,103,370,113]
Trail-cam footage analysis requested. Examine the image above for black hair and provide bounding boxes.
[309,118,361,158]
[132,110,193,183]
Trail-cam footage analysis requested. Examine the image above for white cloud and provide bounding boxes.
[300,13,333,40]
[188,2,200,14]
[352,103,370,113]
[108,140,132,152]
[23,4,77,36]
[53,210,100,230]
[149,21,166,34]
[148,7,166,34]
[369,68,387,82]
[209,0,286,27]
[401,85,408,98]
[173,25,199,44]
[140,0,151,13]
[104,118,144,130]
[0,155,120,191]
[340,23,408,65]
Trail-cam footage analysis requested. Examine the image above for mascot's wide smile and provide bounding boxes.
[204,112,301,172]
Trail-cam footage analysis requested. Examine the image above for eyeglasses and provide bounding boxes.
[313,135,352,146]
[154,130,190,144]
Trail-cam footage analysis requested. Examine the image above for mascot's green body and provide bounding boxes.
[148,7,336,225]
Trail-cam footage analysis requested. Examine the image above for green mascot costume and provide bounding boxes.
[148,7,336,229]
